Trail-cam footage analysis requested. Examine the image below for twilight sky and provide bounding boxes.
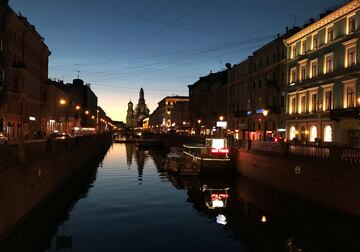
[10,0,344,121]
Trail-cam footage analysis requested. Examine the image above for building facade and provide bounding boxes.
[227,29,299,141]
[126,88,150,128]
[285,0,360,146]
[149,96,189,132]
[188,71,228,135]
[0,6,50,140]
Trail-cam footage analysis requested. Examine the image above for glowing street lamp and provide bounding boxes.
[85,110,89,115]
[197,119,201,124]
[263,109,269,141]
[219,116,224,121]
[75,105,81,110]
[358,97,360,104]
[59,99,66,105]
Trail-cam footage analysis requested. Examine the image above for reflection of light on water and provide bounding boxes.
[212,199,224,208]
[261,215,267,223]
[216,214,227,225]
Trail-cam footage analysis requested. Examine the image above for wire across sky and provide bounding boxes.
[10,0,345,120]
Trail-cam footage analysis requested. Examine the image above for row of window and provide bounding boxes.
[289,125,333,142]
[288,79,357,115]
[289,39,358,83]
[290,12,357,59]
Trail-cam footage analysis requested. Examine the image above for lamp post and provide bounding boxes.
[197,119,201,135]
[59,99,67,133]
[263,109,269,141]
[219,116,224,138]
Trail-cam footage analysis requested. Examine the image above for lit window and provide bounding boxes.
[312,33,318,50]
[346,46,356,67]
[289,126,296,140]
[299,95,306,114]
[290,67,297,83]
[301,40,307,55]
[348,14,356,34]
[310,60,318,78]
[310,93,317,112]
[300,64,306,81]
[290,96,296,114]
[310,126,317,142]
[324,125,332,142]
[291,44,297,59]
[324,90,333,111]
[343,80,356,108]
[324,53,333,74]
[326,26,334,43]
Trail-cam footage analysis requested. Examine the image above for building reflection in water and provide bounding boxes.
[166,173,360,252]
[0,151,107,252]
[125,143,133,168]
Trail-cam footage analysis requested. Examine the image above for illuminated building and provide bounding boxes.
[149,96,189,132]
[126,88,150,128]
[227,28,299,141]
[284,0,360,146]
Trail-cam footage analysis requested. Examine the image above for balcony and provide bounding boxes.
[287,111,330,120]
[330,107,360,120]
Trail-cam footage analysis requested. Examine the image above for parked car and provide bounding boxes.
[0,132,8,144]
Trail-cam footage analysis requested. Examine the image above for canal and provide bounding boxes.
[2,143,360,252]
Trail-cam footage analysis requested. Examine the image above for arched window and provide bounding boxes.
[289,126,296,140]
[324,125,332,142]
[310,126,317,142]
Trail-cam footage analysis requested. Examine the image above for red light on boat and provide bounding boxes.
[211,148,229,154]
[274,137,278,143]
[211,193,229,199]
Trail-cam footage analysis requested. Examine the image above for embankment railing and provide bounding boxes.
[0,133,111,167]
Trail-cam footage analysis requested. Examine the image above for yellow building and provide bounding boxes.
[284,0,360,146]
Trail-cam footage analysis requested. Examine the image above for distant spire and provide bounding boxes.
[140,88,144,99]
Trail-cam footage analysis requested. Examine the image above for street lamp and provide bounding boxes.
[263,109,269,141]
[59,99,68,133]
[197,119,201,135]
[59,99,67,105]
[85,110,89,115]
[357,97,360,105]
[75,105,81,110]
[219,116,224,121]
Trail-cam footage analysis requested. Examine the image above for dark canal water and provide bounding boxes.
[2,143,360,252]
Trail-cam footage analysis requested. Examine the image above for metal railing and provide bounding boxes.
[288,144,330,159]
[341,148,360,163]
[250,141,282,153]
[0,133,111,167]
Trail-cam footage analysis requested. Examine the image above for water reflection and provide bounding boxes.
[0,150,106,252]
[125,143,133,167]
[2,145,360,252]
[165,172,360,252]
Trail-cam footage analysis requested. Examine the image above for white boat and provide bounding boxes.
[166,138,232,176]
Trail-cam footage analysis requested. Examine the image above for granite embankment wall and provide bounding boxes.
[0,133,112,240]
[234,142,360,216]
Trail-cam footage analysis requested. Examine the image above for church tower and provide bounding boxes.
[134,87,150,127]
[126,100,135,128]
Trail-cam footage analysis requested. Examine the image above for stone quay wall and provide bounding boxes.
[234,141,360,216]
[0,133,112,240]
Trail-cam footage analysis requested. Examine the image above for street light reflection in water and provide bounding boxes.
[2,143,360,252]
